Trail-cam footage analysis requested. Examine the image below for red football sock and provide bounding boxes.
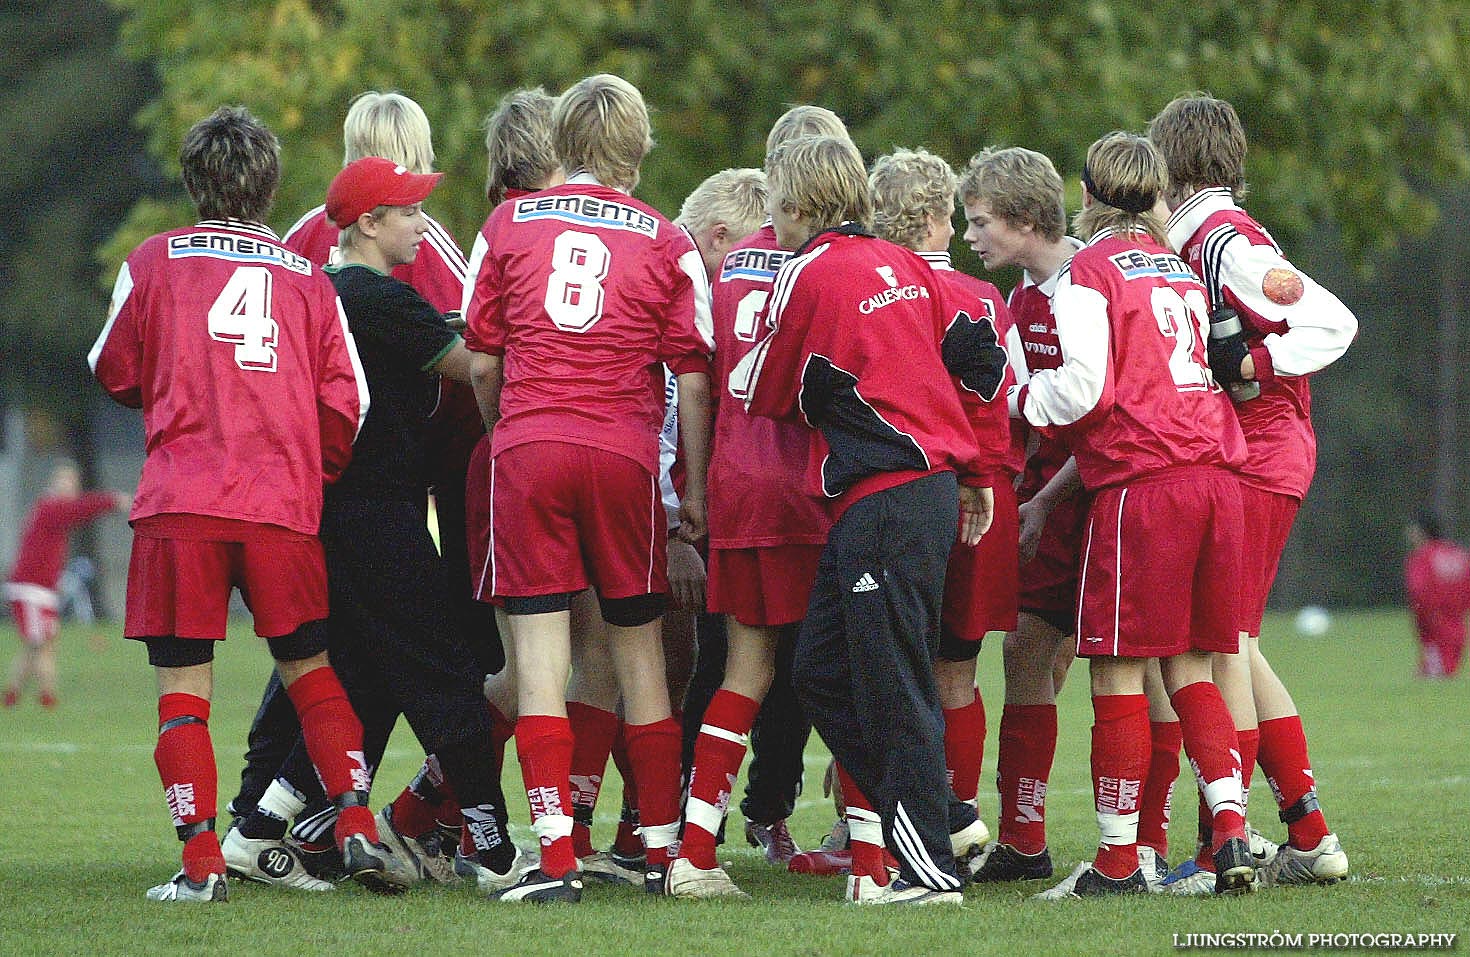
[1257,715,1330,850]
[1237,727,1260,803]
[624,716,683,868]
[610,721,642,857]
[943,689,986,807]
[681,690,759,869]
[285,666,377,847]
[1170,681,1245,852]
[517,714,577,878]
[1137,719,1181,856]
[567,702,619,858]
[996,703,1057,854]
[155,693,224,882]
[1090,694,1149,879]
[1193,792,1214,869]
[837,765,887,884]
[391,759,445,839]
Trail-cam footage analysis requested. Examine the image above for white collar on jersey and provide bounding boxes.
[566,169,631,194]
[1019,235,1084,298]
[196,219,282,241]
[1165,187,1236,253]
[918,249,953,271]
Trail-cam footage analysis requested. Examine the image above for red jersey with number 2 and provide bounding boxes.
[463,182,713,475]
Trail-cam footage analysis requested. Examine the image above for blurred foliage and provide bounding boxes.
[100,0,1470,271]
[0,0,158,420]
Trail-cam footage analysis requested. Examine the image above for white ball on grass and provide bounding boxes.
[1294,605,1331,637]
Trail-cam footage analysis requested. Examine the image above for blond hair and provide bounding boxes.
[1148,93,1249,202]
[342,91,434,174]
[868,148,956,251]
[958,147,1067,243]
[484,87,558,206]
[767,135,871,234]
[554,74,652,192]
[765,104,849,161]
[676,168,768,240]
[1073,132,1169,245]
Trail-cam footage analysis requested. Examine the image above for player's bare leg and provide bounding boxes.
[35,636,60,707]
[976,612,1064,882]
[1247,635,1348,884]
[567,591,621,868]
[4,644,39,706]
[934,653,990,869]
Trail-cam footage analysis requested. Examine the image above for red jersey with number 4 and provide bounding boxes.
[1016,229,1245,490]
[463,181,713,475]
[708,225,831,548]
[89,220,369,535]
[922,251,1015,486]
[1166,189,1357,500]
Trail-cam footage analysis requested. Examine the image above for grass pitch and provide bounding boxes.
[0,609,1465,956]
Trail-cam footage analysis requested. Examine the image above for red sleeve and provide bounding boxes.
[89,256,145,409]
[316,292,369,484]
[58,492,118,527]
[656,230,715,377]
[464,219,507,357]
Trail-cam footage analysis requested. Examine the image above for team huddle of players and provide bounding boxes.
[90,71,1357,905]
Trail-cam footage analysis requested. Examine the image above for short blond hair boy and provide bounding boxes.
[868,148,957,251]
[553,73,652,192]
[343,91,435,174]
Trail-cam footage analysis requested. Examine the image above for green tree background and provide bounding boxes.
[5,0,1469,607]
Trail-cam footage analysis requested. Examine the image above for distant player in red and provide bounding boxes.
[3,462,128,708]
[868,147,1016,872]
[464,74,713,903]
[1404,513,1470,678]
[1153,94,1356,887]
[958,147,1083,882]
[735,134,1005,904]
[1016,132,1254,898]
[89,106,391,902]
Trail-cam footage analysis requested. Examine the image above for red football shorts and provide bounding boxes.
[464,435,504,606]
[5,584,60,647]
[486,441,667,599]
[1238,484,1300,635]
[707,544,825,628]
[1074,468,1243,659]
[124,515,328,640]
[941,478,1020,643]
[1017,488,1089,624]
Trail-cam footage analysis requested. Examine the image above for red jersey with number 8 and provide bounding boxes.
[89,220,369,535]
[463,181,713,475]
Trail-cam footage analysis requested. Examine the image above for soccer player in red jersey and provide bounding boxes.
[669,165,819,896]
[3,462,128,708]
[1152,94,1356,887]
[868,147,1018,873]
[1404,512,1470,678]
[957,147,1083,882]
[464,74,713,903]
[89,106,389,902]
[734,134,1005,905]
[1015,132,1254,898]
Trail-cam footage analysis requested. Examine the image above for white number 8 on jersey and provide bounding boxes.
[544,230,611,332]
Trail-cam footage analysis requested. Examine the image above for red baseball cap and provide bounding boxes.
[326,157,443,228]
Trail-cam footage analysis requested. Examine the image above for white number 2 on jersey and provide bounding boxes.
[544,230,611,332]
[1150,285,1211,392]
[209,266,279,372]
[733,290,769,343]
